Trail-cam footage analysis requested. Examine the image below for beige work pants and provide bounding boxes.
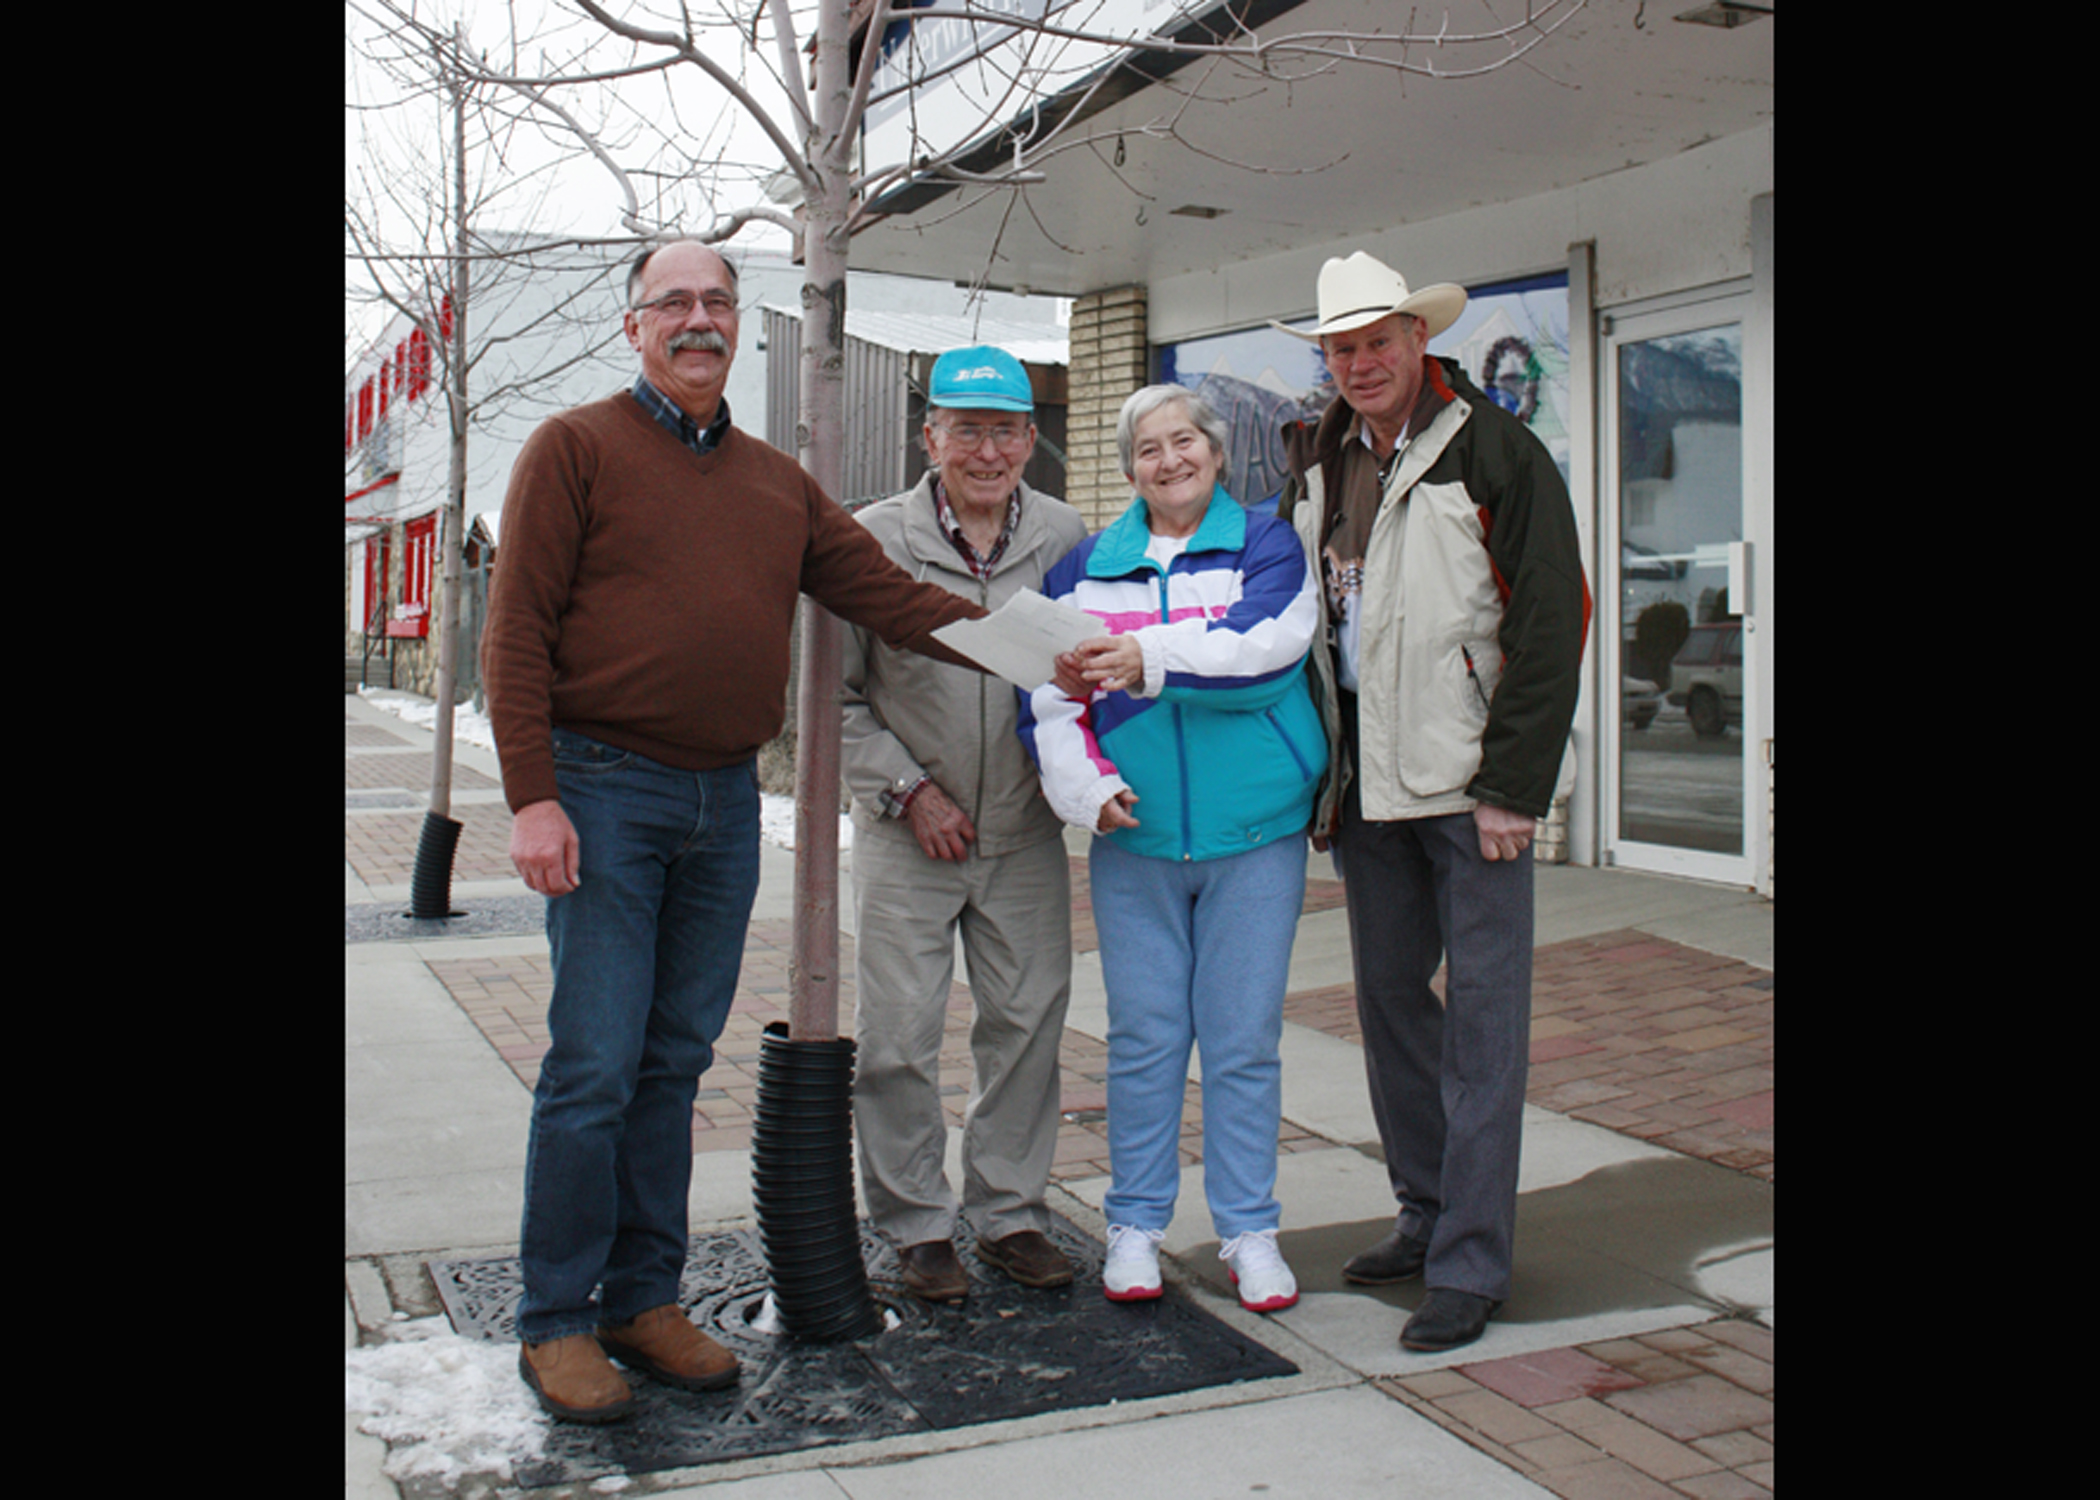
[850,830,1073,1247]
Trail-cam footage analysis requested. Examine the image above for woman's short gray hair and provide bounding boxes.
[1117,384,1229,478]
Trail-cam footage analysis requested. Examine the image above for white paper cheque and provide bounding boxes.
[932,589,1104,691]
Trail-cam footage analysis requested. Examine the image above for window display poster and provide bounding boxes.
[1158,272,1571,513]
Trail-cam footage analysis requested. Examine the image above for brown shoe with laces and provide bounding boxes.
[596,1304,740,1392]
[975,1229,1075,1288]
[519,1334,635,1423]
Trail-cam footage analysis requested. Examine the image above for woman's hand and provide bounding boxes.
[1095,789,1141,833]
[1073,635,1145,695]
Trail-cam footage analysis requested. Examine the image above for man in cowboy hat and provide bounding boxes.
[1276,250,1589,1353]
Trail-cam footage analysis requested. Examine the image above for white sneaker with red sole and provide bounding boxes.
[1220,1228,1298,1312]
[1103,1224,1166,1301]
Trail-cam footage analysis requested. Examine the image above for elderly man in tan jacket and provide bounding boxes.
[841,345,1090,1303]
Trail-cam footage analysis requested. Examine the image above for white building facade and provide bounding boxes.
[345,240,1070,700]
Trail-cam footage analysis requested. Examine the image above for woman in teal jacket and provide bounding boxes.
[1019,384,1326,1312]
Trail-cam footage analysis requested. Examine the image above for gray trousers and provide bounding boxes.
[851,831,1073,1247]
[1335,778,1533,1302]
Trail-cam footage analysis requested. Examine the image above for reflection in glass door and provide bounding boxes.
[1604,296,1753,883]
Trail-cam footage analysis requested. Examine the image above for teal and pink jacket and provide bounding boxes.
[1018,486,1327,863]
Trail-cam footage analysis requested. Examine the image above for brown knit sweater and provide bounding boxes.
[482,393,984,811]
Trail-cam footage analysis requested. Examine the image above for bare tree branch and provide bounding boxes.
[569,0,815,193]
[764,0,815,143]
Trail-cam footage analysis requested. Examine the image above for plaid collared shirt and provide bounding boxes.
[931,479,1022,580]
[632,376,732,455]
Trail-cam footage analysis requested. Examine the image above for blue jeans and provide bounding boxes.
[517,730,761,1343]
[1090,834,1306,1239]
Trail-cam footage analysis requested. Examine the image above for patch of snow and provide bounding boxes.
[749,1290,783,1335]
[344,1316,545,1486]
[357,687,496,753]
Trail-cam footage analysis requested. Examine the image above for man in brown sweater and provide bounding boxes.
[482,241,984,1423]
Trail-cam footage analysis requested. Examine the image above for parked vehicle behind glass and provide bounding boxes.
[1667,622,1742,738]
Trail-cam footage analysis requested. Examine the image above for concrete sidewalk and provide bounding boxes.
[346,689,1773,1498]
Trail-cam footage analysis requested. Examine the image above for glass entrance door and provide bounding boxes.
[1602,291,1758,885]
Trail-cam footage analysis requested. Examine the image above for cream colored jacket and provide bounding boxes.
[1289,358,1588,835]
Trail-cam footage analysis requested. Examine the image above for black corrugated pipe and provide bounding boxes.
[751,1021,884,1341]
[407,811,463,919]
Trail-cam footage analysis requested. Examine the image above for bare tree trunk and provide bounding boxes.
[427,31,469,820]
[786,0,855,1042]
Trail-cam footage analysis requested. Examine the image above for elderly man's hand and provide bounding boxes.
[907,782,977,862]
[1473,804,1537,862]
[1051,650,1092,699]
[511,799,582,896]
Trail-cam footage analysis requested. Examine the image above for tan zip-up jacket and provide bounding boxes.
[841,475,1090,858]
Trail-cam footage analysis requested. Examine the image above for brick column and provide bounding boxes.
[1064,285,1149,529]
[1538,793,1570,866]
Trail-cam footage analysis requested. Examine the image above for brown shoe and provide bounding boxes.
[975,1229,1074,1289]
[596,1304,740,1392]
[519,1334,634,1423]
[898,1239,970,1302]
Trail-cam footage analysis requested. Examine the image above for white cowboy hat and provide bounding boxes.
[1269,251,1467,342]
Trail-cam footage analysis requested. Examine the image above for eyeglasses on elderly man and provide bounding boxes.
[931,420,1033,451]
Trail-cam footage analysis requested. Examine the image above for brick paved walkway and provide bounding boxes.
[422,906,1772,1188]
[345,721,515,886]
[1283,931,1774,1183]
[351,701,1775,1498]
[426,910,1334,1185]
[1384,1320,1774,1498]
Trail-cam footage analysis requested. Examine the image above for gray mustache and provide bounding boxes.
[668,329,729,355]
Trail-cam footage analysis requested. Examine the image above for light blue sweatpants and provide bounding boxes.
[1090,834,1307,1239]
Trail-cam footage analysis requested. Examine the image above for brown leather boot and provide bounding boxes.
[596,1304,740,1392]
[518,1334,634,1423]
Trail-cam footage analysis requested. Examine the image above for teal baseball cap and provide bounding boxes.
[928,345,1034,413]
